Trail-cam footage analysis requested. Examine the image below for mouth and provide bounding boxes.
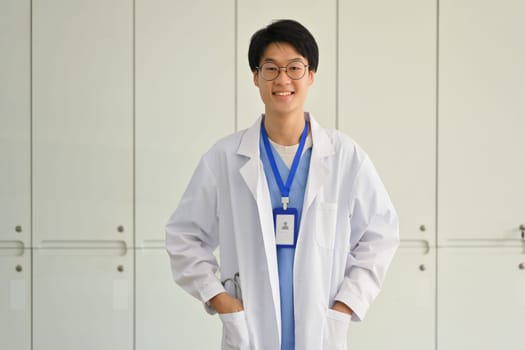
[272,91,294,96]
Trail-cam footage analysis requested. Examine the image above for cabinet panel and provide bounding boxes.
[32,0,133,245]
[338,0,437,242]
[236,0,337,130]
[135,0,235,246]
[136,248,221,349]
[349,244,435,350]
[33,249,133,350]
[438,247,525,350]
[0,250,31,350]
[0,0,30,247]
[438,0,525,243]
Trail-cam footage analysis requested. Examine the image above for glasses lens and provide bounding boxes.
[260,63,279,80]
[286,62,306,80]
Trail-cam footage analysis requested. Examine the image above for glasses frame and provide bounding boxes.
[256,61,310,81]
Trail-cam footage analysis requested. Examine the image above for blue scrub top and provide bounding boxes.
[260,135,312,350]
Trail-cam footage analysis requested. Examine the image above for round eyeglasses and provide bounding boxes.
[256,61,309,81]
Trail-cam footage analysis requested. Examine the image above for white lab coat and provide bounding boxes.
[166,115,399,350]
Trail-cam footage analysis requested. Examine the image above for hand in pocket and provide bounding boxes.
[322,308,351,350]
[219,310,250,350]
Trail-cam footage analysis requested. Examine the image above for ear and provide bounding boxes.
[307,69,315,86]
[253,70,260,87]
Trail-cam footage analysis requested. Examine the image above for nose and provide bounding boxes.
[274,67,291,83]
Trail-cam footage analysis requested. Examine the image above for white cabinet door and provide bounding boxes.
[32,0,133,246]
[237,0,337,130]
[438,247,525,350]
[0,250,31,350]
[338,0,437,242]
[349,244,435,350]
[0,0,30,247]
[33,249,133,350]
[136,248,221,350]
[438,0,525,243]
[135,0,235,247]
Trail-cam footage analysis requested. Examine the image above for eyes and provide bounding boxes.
[263,63,302,72]
[257,61,309,81]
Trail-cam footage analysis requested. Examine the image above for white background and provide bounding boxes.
[1,0,524,349]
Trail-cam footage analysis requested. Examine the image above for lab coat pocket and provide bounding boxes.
[219,310,250,350]
[315,202,338,249]
[322,309,351,350]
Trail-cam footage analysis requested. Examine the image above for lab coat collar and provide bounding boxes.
[237,113,335,205]
[237,116,263,200]
[304,114,336,211]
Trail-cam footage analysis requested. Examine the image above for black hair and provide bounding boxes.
[248,19,319,72]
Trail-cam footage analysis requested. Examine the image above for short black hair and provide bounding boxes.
[248,19,319,72]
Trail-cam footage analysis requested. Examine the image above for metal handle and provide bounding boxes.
[419,225,426,232]
[419,264,426,271]
[117,265,124,272]
[519,263,525,270]
[16,265,23,272]
[117,225,124,233]
[15,225,22,233]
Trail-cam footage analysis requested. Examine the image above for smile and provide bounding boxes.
[273,92,294,96]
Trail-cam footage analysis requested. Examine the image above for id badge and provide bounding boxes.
[273,207,298,247]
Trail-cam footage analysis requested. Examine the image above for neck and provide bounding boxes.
[264,111,306,146]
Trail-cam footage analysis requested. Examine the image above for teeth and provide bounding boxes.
[274,92,292,96]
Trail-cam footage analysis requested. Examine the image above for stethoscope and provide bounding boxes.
[221,272,242,303]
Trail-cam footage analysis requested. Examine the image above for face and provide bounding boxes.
[253,42,315,119]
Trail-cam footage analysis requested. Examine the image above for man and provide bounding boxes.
[166,19,399,350]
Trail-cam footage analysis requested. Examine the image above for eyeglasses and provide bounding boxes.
[256,61,309,81]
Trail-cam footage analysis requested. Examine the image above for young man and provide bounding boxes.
[166,19,399,350]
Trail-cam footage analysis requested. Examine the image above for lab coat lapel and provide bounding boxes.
[304,116,335,212]
[237,116,282,337]
[237,117,262,201]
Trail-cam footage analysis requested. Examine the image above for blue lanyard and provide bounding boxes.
[261,118,309,210]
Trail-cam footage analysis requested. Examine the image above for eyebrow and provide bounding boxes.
[261,57,305,64]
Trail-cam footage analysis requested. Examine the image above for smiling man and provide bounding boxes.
[166,19,399,350]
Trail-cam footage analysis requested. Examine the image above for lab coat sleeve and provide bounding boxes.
[165,155,226,310]
[335,156,400,321]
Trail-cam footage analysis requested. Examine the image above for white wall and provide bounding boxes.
[0,0,524,349]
